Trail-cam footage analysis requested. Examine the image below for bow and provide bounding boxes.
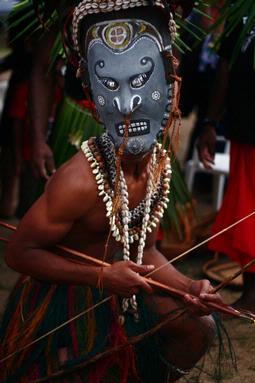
[1,211,255,381]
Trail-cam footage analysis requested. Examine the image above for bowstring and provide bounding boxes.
[146,210,255,278]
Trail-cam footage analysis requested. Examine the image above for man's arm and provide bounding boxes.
[6,153,95,283]
[142,231,223,315]
[29,29,57,179]
[5,152,153,295]
[197,57,229,169]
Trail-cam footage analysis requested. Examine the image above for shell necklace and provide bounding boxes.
[81,134,171,320]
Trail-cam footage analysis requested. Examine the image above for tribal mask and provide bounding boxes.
[74,8,175,156]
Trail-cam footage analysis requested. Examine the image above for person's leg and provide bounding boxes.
[143,292,215,382]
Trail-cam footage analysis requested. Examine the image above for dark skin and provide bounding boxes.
[29,29,57,180]
[5,146,223,380]
[197,57,229,169]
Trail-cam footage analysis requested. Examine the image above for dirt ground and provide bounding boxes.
[177,252,255,383]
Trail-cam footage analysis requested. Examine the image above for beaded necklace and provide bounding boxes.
[81,133,171,319]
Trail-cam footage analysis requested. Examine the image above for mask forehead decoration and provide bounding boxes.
[86,19,164,53]
[72,1,177,55]
[73,1,178,156]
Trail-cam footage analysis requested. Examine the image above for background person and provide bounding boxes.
[198,19,255,312]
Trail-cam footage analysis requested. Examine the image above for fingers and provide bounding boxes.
[200,291,222,304]
[187,279,223,316]
[30,158,48,180]
[127,262,155,294]
[139,279,154,294]
[31,156,56,180]
[30,143,56,180]
[184,294,211,316]
[104,261,155,297]
[46,155,56,176]
[39,161,50,180]
[129,262,155,274]
[198,279,211,295]
[200,148,215,169]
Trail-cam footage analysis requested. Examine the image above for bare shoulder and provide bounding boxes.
[45,149,97,221]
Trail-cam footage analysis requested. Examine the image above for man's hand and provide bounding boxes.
[31,140,56,180]
[184,279,223,316]
[197,124,217,169]
[102,260,155,297]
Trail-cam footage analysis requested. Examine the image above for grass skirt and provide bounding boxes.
[0,276,169,383]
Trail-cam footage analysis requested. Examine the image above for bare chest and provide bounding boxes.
[62,180,148,262]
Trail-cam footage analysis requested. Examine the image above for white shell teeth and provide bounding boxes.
[118,121,148,135]
[103,195,109,202]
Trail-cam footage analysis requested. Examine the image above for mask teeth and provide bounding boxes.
[117,120,149,136]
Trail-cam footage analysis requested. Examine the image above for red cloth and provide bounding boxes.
[7,82,63,161]
[209,142,255,272]
[8,81,28,121]
[76,99,97,112]
[7,81,32,160]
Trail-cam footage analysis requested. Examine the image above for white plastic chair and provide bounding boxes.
[185,136,230,210]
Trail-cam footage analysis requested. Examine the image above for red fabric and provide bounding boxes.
[76,99,96,113]
[8,81,28,121]
[209,142,255,272]
[6,81,31,160]
[13,84,62,161]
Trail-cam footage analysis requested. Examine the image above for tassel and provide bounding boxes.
[1,282,56,378]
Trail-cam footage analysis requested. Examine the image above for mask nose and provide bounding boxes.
[113,94,142,116]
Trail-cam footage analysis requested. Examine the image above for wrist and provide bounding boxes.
[32,129,47,142]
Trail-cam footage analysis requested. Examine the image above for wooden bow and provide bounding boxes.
[1,211,255,379]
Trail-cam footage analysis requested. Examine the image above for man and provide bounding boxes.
[198,18,255,312]
[0,2,222,382]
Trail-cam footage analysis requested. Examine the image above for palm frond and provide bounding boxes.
[209,0,255,66]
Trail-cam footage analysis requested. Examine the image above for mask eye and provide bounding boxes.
[130,56,155,89]
[101,77,119,90]
[130,73,149,89]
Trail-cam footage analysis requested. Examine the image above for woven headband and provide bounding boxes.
[72,0,177,56]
